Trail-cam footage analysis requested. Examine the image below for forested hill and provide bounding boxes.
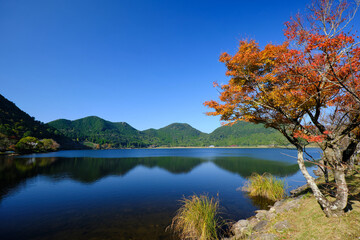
[48,117,288,148]
[208,121,286,146]
[0,94,84,151]
[49,116,145,148]
[142,123,208,147]
[0,92,287,151]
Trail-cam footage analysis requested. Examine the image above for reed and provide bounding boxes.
[170,194,223,240]
[245,172,286,201]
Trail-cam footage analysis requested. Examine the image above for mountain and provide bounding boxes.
[49,116,146,148]
[0,94,83,151]
[208,121,287,146]
[142,123,208,147]
[0,94,288,151]
[49,116,289,148]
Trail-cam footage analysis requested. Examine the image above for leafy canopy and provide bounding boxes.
[205,0,360,148]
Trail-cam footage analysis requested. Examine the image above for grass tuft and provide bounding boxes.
[245,172,286,201]
[170,194,223,240]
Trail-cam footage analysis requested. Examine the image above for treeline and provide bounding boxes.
[48,116,288,149]
[0,93,288,153]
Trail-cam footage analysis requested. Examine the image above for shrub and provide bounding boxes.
[15,136,42,154]
[245,172,286,201]
[14,137,59,153]
[40,139,60,151]
[170,194,223,240]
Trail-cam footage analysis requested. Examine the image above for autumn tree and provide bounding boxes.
[205,0,360,217]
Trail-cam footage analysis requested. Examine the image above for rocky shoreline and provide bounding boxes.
[223,185,308,240]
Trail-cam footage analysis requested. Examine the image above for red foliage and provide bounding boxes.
[204,0,360,147]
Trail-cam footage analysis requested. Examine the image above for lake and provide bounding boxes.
[0,148,319,240]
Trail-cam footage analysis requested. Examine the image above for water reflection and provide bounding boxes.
[0,155,304,185]
[0,149,317,240]
[245,194,275,210]
[213,157,304,178]
[0,155,307,202]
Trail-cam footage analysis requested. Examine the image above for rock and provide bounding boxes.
[254,210,276,220]
[266,212,276,220]
[255,210,269,219]
[273,220,290,232]
[248,216,260,227]
[273,200,285,208]
[234,219,249,228]
[253,220,268,232]
[231,219,250,237]
[274,199,300,213]
[284,199,300,210]
[224,195,301,240]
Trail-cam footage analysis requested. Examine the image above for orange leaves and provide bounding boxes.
[212,81,219,88]
[219,52,231,62]
[301,32,355,54]
[205,0,360,152]
[282,0,360,108]
[293,130,327,143]
[205,39,299,125]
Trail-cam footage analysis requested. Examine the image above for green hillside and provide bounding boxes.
[49,116,289,148]
[142,123,208,147]
[0,94,83,152]
[208,121,287,146]
[0,93,289,150]
[49,116,146,148]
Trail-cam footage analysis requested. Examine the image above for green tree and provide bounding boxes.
[40,139,60,151]
[15,136,43,154]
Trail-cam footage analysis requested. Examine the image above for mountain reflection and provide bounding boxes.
[43,156,205,182]
[0,155,306,203]
[213,157,304,178]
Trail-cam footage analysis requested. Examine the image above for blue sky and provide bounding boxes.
[0,0,317,133]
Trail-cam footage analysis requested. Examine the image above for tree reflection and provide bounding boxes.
[0,155,310,203]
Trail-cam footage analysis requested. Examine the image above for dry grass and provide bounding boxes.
[169,194,223,240]
[245,173,286,201]
[261,166,360,240]
[269,196,360,240]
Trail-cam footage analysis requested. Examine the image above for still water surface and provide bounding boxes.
[0,148,319,240]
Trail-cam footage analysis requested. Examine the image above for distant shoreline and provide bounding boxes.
[2,145,319,156]
[151,145,291,149]
[147,145,318,149]
[79,145,320,150]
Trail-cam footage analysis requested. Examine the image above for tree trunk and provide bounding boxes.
[324,161,329,183]
[297,148,348,217]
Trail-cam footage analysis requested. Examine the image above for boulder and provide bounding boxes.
[255,210,268,219]
[255,209,276,220]
[248,216,260,227]
[273,198,300,213]
[231,219,250,237]
[253,220,268,232]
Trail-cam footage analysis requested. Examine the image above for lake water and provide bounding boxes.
[0,148,319,240]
